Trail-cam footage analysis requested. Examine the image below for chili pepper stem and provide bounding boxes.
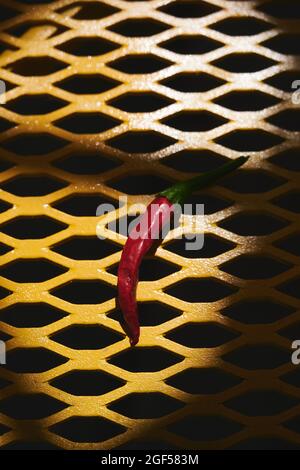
[159,156,249,205]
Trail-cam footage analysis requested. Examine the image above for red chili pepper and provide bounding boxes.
[117,156,249,346]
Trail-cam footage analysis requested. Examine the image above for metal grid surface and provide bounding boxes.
[0,0,300,450]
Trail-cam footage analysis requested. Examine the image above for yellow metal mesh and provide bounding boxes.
[0,0,299,450]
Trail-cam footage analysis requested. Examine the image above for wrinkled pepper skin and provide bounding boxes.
[117,196,174,346]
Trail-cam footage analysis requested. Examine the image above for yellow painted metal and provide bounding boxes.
[0,0,299,450]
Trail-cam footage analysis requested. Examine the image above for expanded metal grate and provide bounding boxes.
[0,0,300,450]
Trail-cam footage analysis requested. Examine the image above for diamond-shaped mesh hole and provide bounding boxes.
[108,347,184,373]
[108,393,183,419]
[56,37,120,56]
[162,150,228,172]
[50,324,123,349]
[281,369,300,389]
[0,158,14,172]
[51,237,120,260]
[272,191,300,214]
[108,92,174,113]
[53,193,115,217]
[51,280,116,304]
[161,110,228,132]
[108,18,170,37]
[160,72,226,92]
[4,94,68,115]
[214,90,280,111]
[257,0,300,18]
[0,242,12,255]
[220,254,291,280]
[108,302,181,327]
[50,370,125,396]
[160,35,224,55]
[0,133,69,155]
[279,322,300,340]
[274,233,300,257]
[1,216,67,239]
[2,175,68,196]
[51,236,120,260]
[54,153,121,174]
[109,173,171,194]
[167,415,243,441]
[165,322,239,348]
[219,212,288,236]
[221,299,295,324]
[222,344,290,370]
[165,277,238,302]
[165,234,235,258]
[212,53,277,73]
[0,259,67,283]
[267,110,300,132]
[0,117,16,132]
[0,286,12,300]
[158,0,221,18]
[0,394,67,419]
[108,131,176,153]
[276,276,300,299]
[270,148,300,172]
[5,347,68,373]
[220,170,285,193]
[50,416,125,442]
[54,112,121,134]
[55,74,121,94]
[57,1,120,19]
[225,390,298,416]
[211,17,273,36]
[0,302,68,328]
[216,130,284,152]
[264,71,300,92]
[108,54,173,74]
[262,34,300,55]
[5,57,68,76]
[166,367,242,394]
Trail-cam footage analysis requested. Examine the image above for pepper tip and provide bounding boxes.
[129,336,139,347]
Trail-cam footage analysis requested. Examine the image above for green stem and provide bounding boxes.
[159,156,249,205]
